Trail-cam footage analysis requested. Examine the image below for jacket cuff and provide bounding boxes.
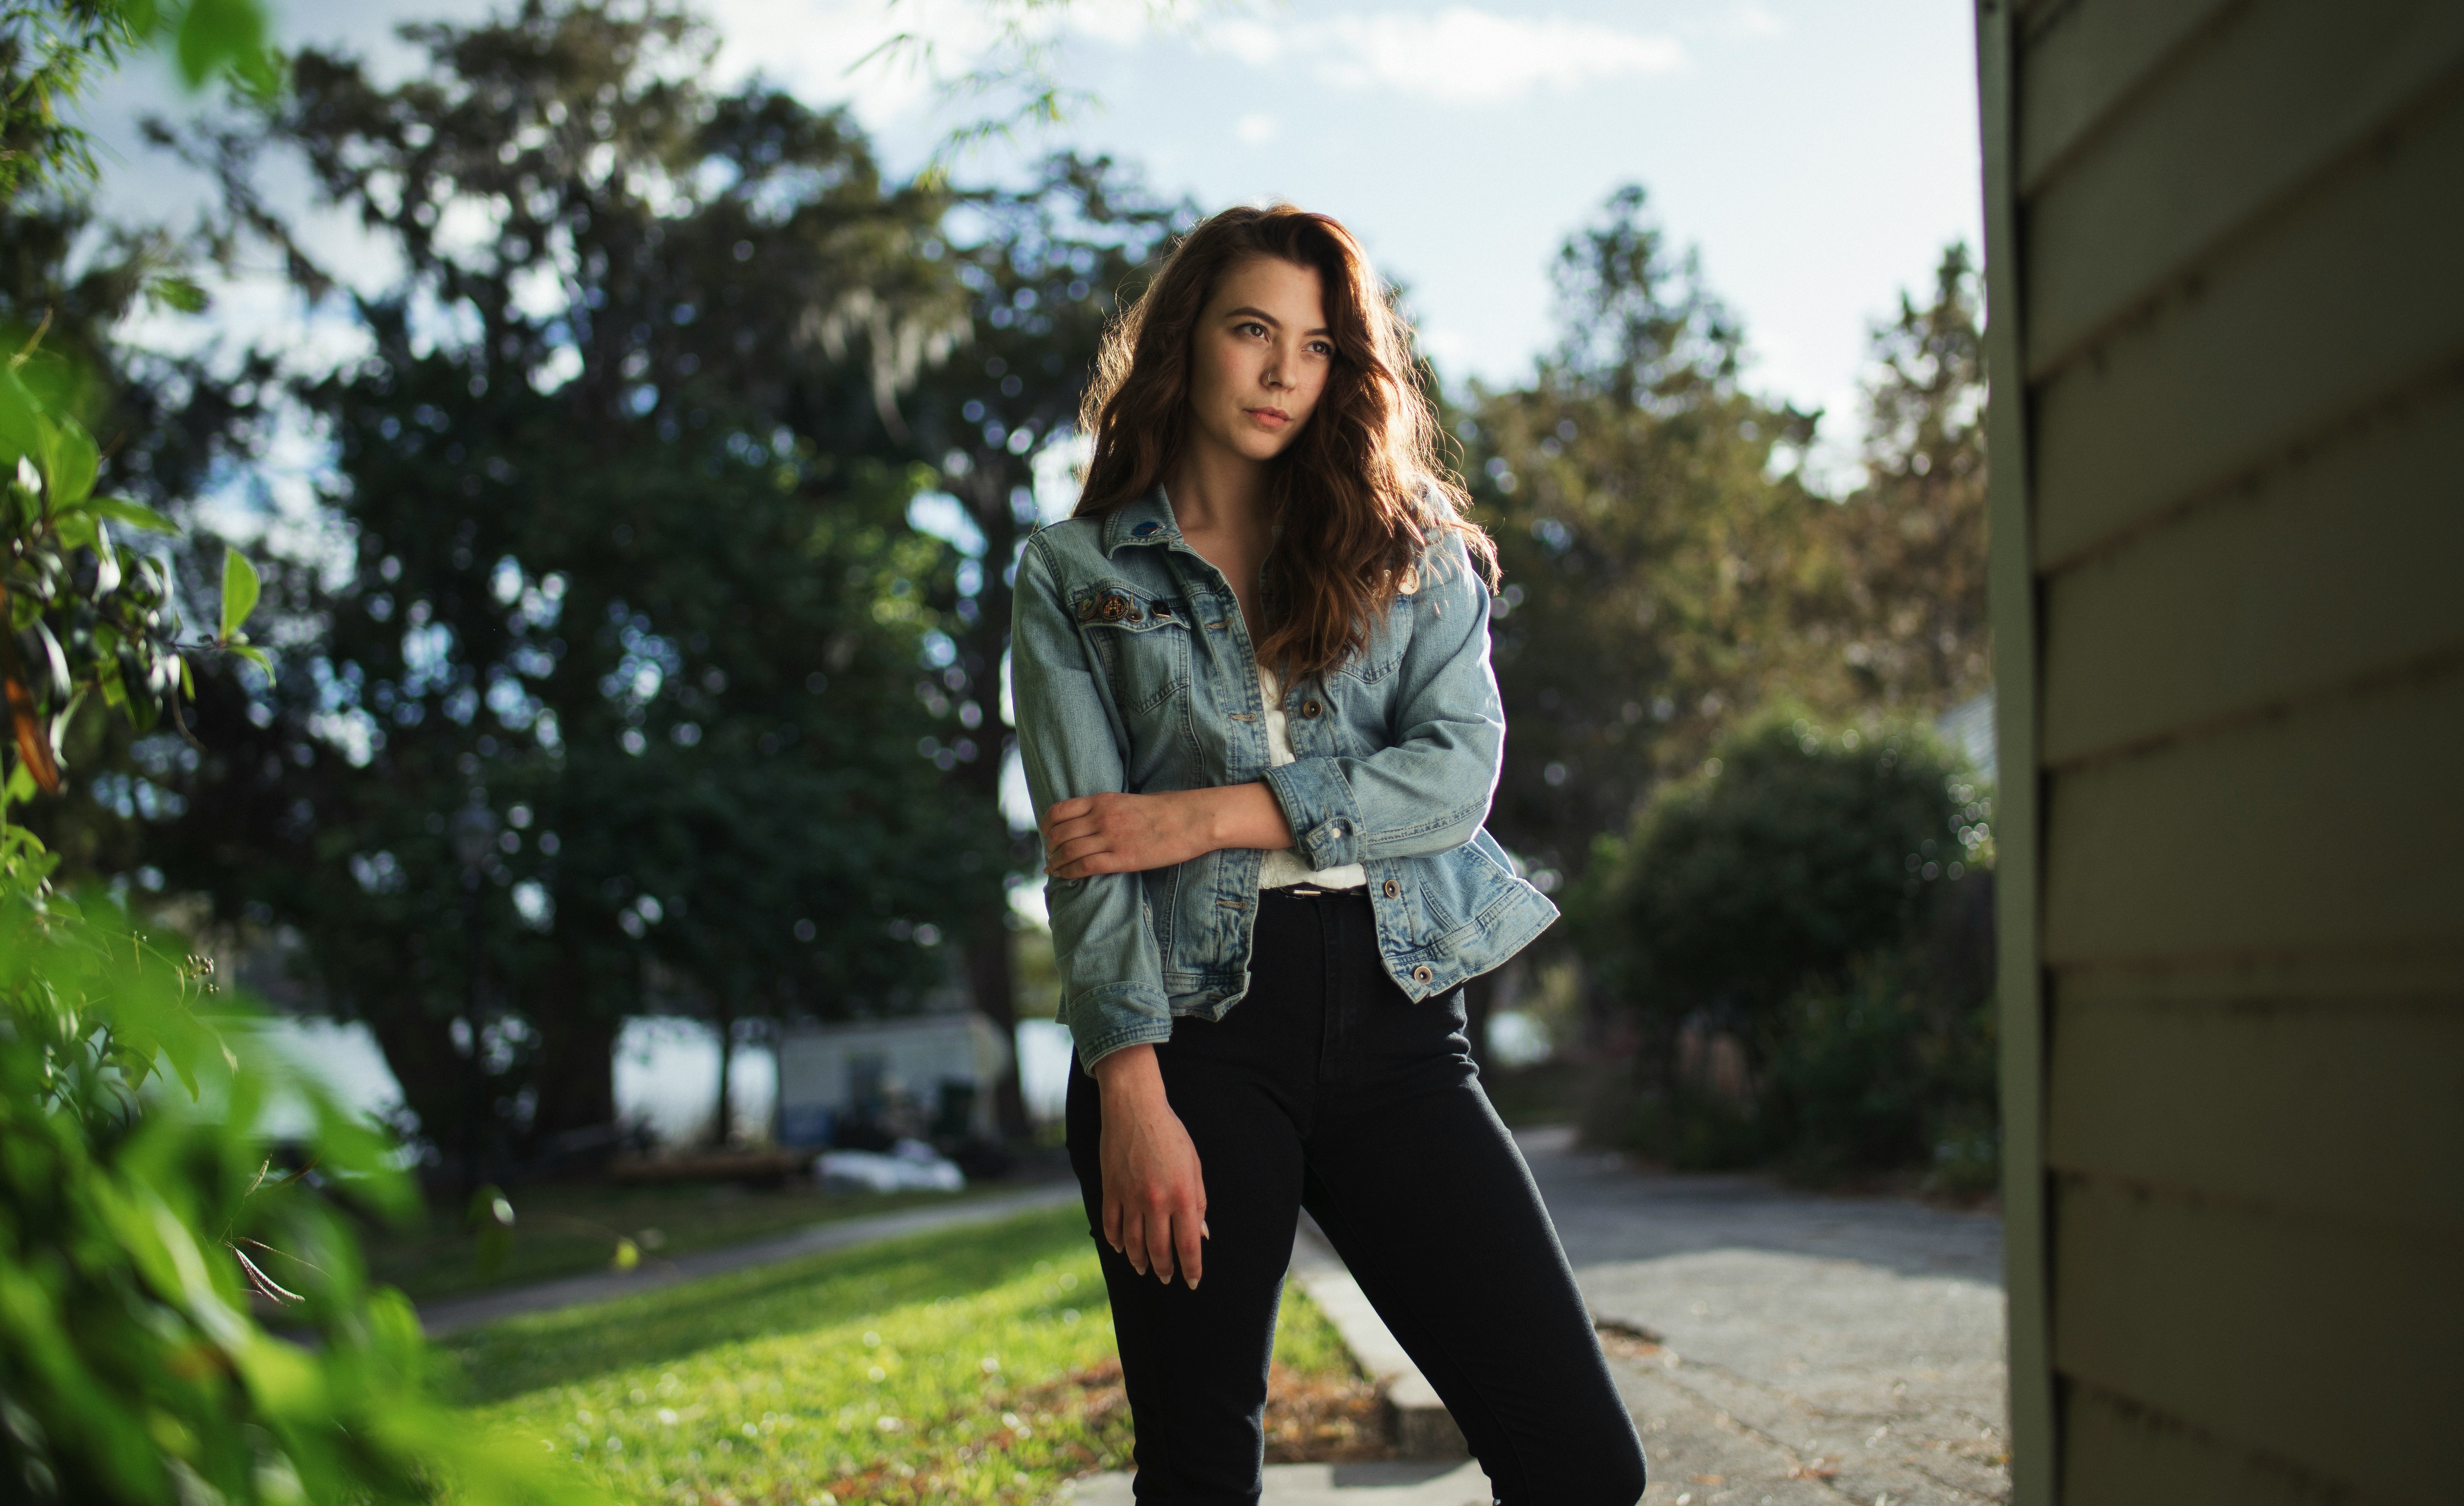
[1263,757,1364,870]
[1063,982,1176,1073]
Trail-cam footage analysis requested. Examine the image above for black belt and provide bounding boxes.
[1269,882,1368,899]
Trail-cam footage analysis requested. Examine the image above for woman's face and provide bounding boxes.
[1184,255,1333,465]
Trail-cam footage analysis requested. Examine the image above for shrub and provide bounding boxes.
[0,880,597,1502]
[1577,712,1998,1182]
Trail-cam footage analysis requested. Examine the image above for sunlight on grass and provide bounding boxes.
[447,1204,1354,1504]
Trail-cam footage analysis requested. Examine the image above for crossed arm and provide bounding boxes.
[1039,783,1292,1291]
[1039,782,1293,881]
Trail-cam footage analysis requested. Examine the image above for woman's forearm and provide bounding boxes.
[1193,781,1294,853]
[1041,781,1295,879]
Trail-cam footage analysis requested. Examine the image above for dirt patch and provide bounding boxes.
[1007,1359,1399,1466]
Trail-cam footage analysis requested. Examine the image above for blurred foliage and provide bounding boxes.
[0,884,597,1504]
[1456,191,1989,901]
[0,13,591,1503]
[1573,713,1997,1183]
[0,0,277,207]
[106,2,1114,1162]
[1456,186,1836,888]
[1811,242,1990,710]
[90,0,1194,1158]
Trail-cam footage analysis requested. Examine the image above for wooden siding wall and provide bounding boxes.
[1980,1,2464,1502]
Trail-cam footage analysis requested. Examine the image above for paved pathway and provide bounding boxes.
[415,1181,1080,1336]
[1071,1126,2009,1506]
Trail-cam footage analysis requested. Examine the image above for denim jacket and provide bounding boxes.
[1013,488,1559,1069]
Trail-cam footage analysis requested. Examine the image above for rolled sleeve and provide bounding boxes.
[1260,534,1505,863]
[1261,758,1366,870]
[1011,535,1173,1070]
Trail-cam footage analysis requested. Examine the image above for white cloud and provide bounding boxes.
[1734,4,1787,39]
[1235,112,1278,143]
[1212,8,1687,105]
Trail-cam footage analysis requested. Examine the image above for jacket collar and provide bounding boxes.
[1100,487,1179,555]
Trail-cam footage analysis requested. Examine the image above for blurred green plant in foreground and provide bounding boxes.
[0,2,597,1500]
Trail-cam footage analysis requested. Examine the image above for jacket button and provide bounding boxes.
[1076,599,1097,622]
[1412,965,1433,984]
[1301,699,1322,718]
[1101,596,1129,621]
[1382,880,1400,899]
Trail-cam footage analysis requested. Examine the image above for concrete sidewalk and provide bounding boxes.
[415,1180,1080,1336]
[1069,1127,2009,1505]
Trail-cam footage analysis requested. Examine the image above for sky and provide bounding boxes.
[82,0,1983,488]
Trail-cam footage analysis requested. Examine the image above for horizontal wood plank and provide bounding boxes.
[2023,0,2464,373]
[2039,373,2464,764]
[2028,88,2464,569]
[2061,1381,2384,1506]
[2046,995,2464,1231]
[2041,671,2464,966]
[2053,1175,2460,1502]
[2014,0,2239,192]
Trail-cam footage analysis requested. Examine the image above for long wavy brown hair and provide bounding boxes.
[1074,204,1497,687]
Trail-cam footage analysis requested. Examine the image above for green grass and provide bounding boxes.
[442,1204,1353,1504]
[376,1179,1009,1305]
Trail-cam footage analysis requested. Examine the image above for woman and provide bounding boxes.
[1013,204,1647,1506]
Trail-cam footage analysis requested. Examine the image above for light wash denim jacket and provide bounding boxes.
[1013,488,1559,1069]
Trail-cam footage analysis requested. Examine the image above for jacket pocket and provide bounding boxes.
[1075,581,1192,715]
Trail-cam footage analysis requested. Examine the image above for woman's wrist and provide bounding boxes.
[1093,1043,1167,1107]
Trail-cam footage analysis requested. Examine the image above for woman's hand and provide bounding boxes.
[1092,1046,1208,1287]
[1043,784,1294,879]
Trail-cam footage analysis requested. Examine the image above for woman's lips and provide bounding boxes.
[1245,407,1290,428]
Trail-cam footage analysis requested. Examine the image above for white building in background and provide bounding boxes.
[1935,688,1997,784]
[774,1012,1013,1146]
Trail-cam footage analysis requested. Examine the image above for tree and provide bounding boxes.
[1815,242,1989,711]
[148,0,1000,1167]
[895,155,1184,1132]
[1462,186,1835,890]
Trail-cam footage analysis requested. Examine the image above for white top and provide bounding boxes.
[1257,668,1368,890]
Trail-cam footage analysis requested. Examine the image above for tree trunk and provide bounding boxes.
[526,1001,619,1140]
[360,1002,476,1177]
[964,912,1029,1138]
[711,1009,736,1147]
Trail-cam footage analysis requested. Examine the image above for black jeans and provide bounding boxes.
[1066,888,1647,1506]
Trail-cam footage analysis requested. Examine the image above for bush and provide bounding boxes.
[1577,713,1998,1183]
[1765,947,1996,1186]
[0,878,596,1502]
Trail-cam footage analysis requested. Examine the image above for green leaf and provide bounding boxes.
[92,497,177,535]
[173,0,272,90]
[45,419,96,508]
[146,276,209,314]
[227,642,271,676]
[0,363,43,465]
[218,549,259,640]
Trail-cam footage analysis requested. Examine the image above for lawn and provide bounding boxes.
[376,1177,1020,1304]
[440,1204,1372,1504]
